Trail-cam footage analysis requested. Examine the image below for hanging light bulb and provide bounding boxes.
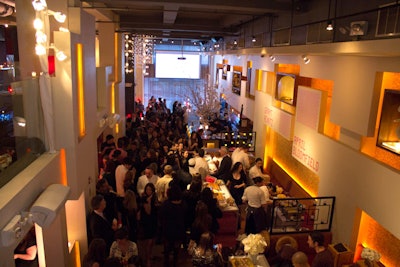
[252,36,256,43]
[35,30,47,43]
[35,43,46,55]
[33,18,44,30]
[326,20,333,31]
[32,0,47,11]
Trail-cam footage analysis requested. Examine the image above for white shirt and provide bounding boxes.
[155,174,173,202]
[137,174,159,196]
[249,165,271,181]
[115,164,129,197]
[231,148,250,170]
[194,156,209,179]
[259,185,272,204]
[242,185,267,208]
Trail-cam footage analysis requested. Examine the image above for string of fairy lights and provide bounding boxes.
[124,34,154,75]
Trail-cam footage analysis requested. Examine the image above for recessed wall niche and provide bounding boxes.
[376,89,400,154]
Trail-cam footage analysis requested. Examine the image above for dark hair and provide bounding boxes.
[96,178,108,191]
[198,232,215,251]
[114,227,129,240]
[189,179,202,193]
[122,157,132,166]
[91,195,104,210]
[231,162,243,173]
[252,176,263,184]
[198,148,205,157]
[106,134,114,141]
[255,158,263,163]
[309,231,325,246]
[144,183,155,196]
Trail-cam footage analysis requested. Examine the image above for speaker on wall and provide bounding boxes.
[30,184,70,228]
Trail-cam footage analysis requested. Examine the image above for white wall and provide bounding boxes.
[218,43,400,245]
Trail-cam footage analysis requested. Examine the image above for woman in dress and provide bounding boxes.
[188,232,223,267]
[199,187,222,234]
[109,228,139,267]
[226,162,247,206]
[137,183,158,267]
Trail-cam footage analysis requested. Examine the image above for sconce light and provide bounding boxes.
[47,10,66,23]
[252,36,256,43]
[326,20,333,31]
[14,116,26,127]
[302,55,310,64]
[269,55,276,62]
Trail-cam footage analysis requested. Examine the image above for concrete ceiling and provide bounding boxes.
[82,0,296,41]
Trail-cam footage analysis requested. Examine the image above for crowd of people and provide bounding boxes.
[84,96,333,267]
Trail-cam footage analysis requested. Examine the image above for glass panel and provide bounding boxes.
[269,196,335,234]
[0,78,45,188]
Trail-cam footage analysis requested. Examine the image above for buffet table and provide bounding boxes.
[205,180,239,247]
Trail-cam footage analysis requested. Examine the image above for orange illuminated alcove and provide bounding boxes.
[351,208,400,266]
[361,72,400,170]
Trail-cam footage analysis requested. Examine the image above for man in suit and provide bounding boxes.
[87,194,117,250]
[213,146,232,183]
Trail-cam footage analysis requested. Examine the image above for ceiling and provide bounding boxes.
[82,0,295,41]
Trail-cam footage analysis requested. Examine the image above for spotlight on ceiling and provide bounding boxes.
[326,20,333,31]
[302,55,310,64]
[233,39,237,45]
[269,55,276,62]
[252,36,256,43]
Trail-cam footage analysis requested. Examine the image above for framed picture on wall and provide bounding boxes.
[232,71,241,95]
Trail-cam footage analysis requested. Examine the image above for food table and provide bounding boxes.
[205,179,239,248]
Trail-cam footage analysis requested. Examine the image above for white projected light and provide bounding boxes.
[155,51,200,79]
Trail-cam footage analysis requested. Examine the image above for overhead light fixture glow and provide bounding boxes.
[302,55,310,64]
[326,20,333,31]
[233,39,237,45]
[252,36,256,43]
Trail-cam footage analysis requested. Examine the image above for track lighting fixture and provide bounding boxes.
[302,55,310,64]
